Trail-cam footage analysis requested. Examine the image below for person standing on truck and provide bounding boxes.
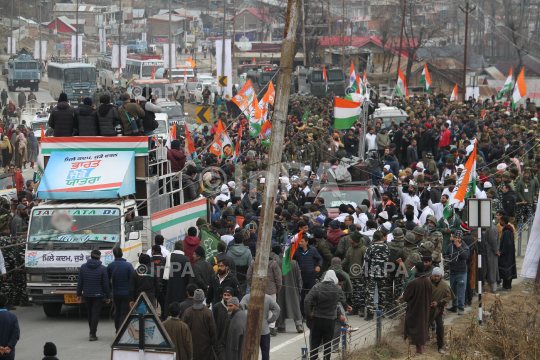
[48,93,77,137]
[96,94,121,136]
[118,93,145,136]
[76,250,111,342]
[76,98,99,136]
[17,91,25,109]
[202,85,211,107]
[107,247,134,333]
[0,89,8,108]
[137,92,162,136]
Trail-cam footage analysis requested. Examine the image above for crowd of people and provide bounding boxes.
[0,83,535,359]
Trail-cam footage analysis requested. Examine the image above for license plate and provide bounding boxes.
[64,294,78,304]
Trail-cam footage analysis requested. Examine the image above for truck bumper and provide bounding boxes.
[27,284,77,304]
[14,80,40,86]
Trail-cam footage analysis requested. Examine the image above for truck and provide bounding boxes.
[25,137,209,317]
[6,54,40,92]
[297,66,346,98]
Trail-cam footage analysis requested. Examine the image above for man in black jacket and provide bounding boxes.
[501,184,517,225]
[343,129,359,158]
[206,259,240,306]
[460,223,475,306]
[48,92,77,137]
[97,94,121,136]
[444,231,469,315]
[128,254,160,309]
[77,98,99,136]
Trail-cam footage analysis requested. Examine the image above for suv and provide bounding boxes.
[316,181,382,218]
[372,106,408,130]
[186,82,197,103]
[156,99,187,136]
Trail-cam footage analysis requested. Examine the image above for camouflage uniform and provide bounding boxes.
[386,230,405,308]
[0,235,28,306]
[402,233,421,273]
[363,239,389,317]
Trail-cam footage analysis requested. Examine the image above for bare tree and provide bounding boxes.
[372,7,400,73]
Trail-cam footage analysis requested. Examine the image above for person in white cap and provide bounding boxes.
[215,184,231,203]
[429,267,455,355]
[413,162,425,178]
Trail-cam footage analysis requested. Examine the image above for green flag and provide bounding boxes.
[394,84,403,98]
[200,228,220,262]
[302,106,310,122]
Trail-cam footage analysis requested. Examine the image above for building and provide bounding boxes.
[51,3,103,35]
[229,8,274,42]
[44,16,83,34]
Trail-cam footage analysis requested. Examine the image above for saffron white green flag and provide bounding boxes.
[334,97,361,129]
[420,63,431,94]
[443,142,477,218]
[512,67,527,109]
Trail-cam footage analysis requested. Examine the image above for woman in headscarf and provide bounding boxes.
[27,131,38,169]
[15,131,27,168]
[1,135,13,172]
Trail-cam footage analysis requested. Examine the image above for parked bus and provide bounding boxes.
[127,39,148,53]
[297,66,346,98]
[47,62,97,102]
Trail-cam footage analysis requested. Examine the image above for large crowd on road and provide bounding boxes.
[0,87,537,359]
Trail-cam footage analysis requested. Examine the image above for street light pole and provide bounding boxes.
[76,0,79,61]
[460,2,476,102]
[39,0,42,80]
[396,0,407,82]
[119,0,122,80]
[168,0,172,83]
[221,0,226,95]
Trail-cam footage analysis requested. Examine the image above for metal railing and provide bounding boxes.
[516,213,535,257]
[293,302,408,360]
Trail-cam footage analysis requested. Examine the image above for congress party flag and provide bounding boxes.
[209,120,227,156]
[282,230,303,276]
[186,56,196,67]
[165,123,177,150]
[450,83,458,101]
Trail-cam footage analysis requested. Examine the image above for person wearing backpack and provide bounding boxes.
[118,93,145,136]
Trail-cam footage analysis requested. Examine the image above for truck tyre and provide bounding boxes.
[43,303,63,317]
[34,85,39,92]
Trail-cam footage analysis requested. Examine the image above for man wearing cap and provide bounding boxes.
[362,231,389,320]
[342,230,367,316]
[182,289,217,360]
[226,296,247,360]
[327,219,345,247]
[429,267,455,354]
[118,93,145,136]
[214,287,235,360]
[377,191,397,221]
[444,230,470,315]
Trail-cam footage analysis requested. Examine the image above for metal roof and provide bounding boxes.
[54,3,99,12]
[133,9,145,18]
[48,62,96,69]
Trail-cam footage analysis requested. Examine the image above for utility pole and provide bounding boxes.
[232,0,236,74]
[241,0,300,359]
[460,2,476,102]
[54,7,57,56]
[38,0,42,80]
[17,3,20,53]
[168,0,172,83]
[301,0,306,66]
[221,0,226,95]
[119,0,123,80]
[396,0,407,82]
[327,0,331,64]
[10,0,13,54]
[341,0,344,70]
[76,0,79,61]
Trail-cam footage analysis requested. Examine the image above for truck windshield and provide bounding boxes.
[318,189,369,208]
[15,62,38,69]
[0,175,15,191]
[142,65,154,77]
[64,68,96,83]
[29,208,121,243]
[32,121,50,132]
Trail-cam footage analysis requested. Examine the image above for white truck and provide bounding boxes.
[25,137,209,317]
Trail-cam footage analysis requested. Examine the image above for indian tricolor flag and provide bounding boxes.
[420,64,431,94]
[395,69,408,97]
[481,109,486,119]
[349,61,358,92]
[183,69,187,85]
[151,64,155,80]
[334,97,361,129]
[356,73,362,94]
[363,69,369,94]
[282,230,303,276]
[512,67,527,109]
[323,66,328,95]
[165,123,177,149]
[450,83,458,101]
[497,66,513,101]
[443,142,477,218]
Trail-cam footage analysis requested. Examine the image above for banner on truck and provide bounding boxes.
[36,150,136,200]
[27,250,114,268]
[40,137,149,156]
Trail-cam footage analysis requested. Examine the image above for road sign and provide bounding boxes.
[196,107,210,123]
[219,76,227,87]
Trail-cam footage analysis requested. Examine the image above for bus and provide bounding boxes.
[123,55,163,86]
[155,65,196,83]
[96,54,115,88]
[127,39,148,53]
[297,66,346,98]
[47,62,97,102]
[130,79,175,101]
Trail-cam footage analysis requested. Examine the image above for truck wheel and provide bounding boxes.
[43,303,63,317]
[34,85,39,92]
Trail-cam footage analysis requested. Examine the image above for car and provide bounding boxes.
[315,181,382,218]
[194,83,218,105]
[372,106,408,130]
[153,113,170,139]
[186,82,197,103]
[196,74,215,83]
[29,112,51,142]
[156,99,187,136]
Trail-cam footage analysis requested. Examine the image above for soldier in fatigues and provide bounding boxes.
[402,233,421,273]
[386,228,405,309]
[0,235,29,308]
[362,231,389,320]
[341,231,366,316]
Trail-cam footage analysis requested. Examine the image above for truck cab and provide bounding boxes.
[7,54,40,92]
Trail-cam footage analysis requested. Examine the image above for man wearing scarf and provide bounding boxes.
[429,267,455,354]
